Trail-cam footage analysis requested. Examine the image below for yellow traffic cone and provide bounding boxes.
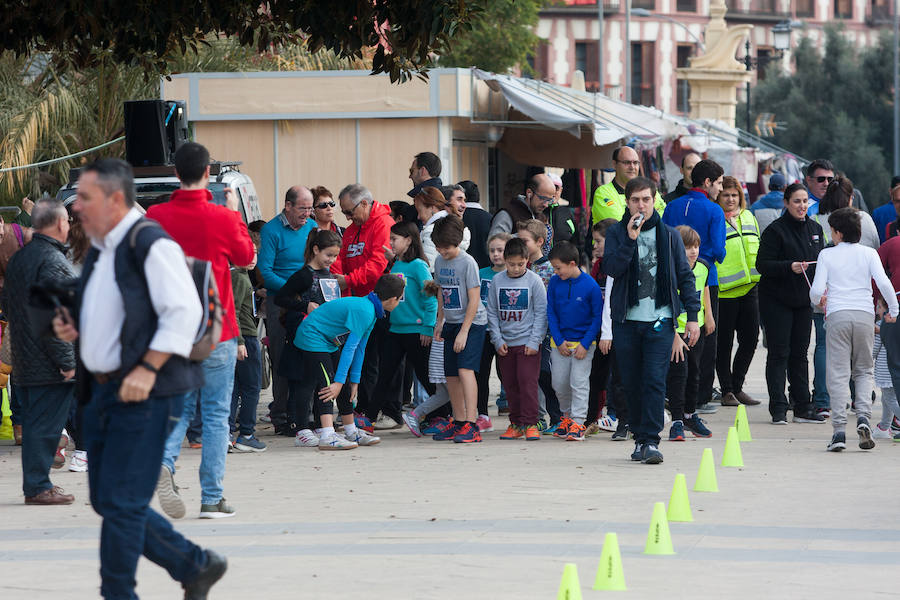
[557,563,583,600]
[0,387,12,443]
[644,502,675,555]
[721,426,744,467]
[593,532,627,591]
[694,448,719,492]
[666,473,693,522]
[734,404,752,442]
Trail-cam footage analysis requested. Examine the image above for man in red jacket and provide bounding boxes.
[147,142,255,520]
[336,184,394,422]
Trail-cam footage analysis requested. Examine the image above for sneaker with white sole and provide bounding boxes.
[157,466,186,519]
[857,417,875,450]
[372,415,402,430]
[826,431,846,452]
[234,435,267,452]
[294,429,319,447]
[873,423,893,439]
[402,412,422,437]
[476,414,494,432]
[68,450,88,472]
[318,432,358,450]
[597,415,618,432]
[345,429,381,446]
[199,498,236,519]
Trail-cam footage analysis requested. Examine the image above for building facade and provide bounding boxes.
[535,0,893,116]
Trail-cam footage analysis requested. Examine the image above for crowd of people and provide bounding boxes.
[6,141,900,598]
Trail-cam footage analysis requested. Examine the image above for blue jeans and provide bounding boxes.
[10,383,22,426]
[812,313,829,409]
[230,336,261,437]
[19,383,74,497]
[613,319,675,446]
[84,381,206,600]
[163,338,237,505]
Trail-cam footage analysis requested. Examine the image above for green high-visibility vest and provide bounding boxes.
[591,180,666,225]
[718,209,761,299]
[677,259,708,333]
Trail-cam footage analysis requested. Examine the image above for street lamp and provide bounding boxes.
[743,20,794,132]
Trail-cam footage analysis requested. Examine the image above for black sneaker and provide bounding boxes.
[641,443,664,464]
[826,431,846,452]
[611,422,630,441]
[771,414,788,425]
[183,549,228,600]
[630,442,643,461]
[857,417,875,450]
[793,410,825,424]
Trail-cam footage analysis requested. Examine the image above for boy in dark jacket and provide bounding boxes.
[603,177,701,465]
[230,245,266,452]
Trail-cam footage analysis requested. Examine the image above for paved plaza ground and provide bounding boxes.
[1,347,897,599]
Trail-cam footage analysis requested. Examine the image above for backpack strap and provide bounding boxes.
[127,219,171,266]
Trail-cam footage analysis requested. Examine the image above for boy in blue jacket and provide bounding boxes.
[294,274,405,450]
[546,241,604,441]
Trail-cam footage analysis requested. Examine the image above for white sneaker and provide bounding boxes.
[294,429,319,447]
[597,415,618,432]
[345,429,381,446]
[68,450,88,472]
[873,423,893,439]
[318,432,358,450]
[373,415,402,430]
[663,410,672,426]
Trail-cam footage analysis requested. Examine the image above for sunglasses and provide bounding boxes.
[315,201,335,209]
[341,200,362,217]
[815,176,834,184]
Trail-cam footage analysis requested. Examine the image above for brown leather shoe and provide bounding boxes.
[13,424,22,445]
[25,486,74,505]
[735,391,761,406]
[720,392,740,406]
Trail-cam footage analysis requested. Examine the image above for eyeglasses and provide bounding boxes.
[616,160,641,167]
[341,200,362,217]
[535,193,554,203]
[315,201,335,209]
[295,205,313,213]
[815,176,834,184]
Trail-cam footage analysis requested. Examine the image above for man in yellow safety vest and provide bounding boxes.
[591,146,666,226]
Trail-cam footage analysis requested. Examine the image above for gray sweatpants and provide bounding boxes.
[551,343,596,423]
[826,310,874,431]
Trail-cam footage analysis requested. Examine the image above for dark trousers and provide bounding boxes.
[186,405,202,444]
[880,320,900,396]
[588,345,612,423]
[10,382,21,426]
[356,316,389,415]
[20,383,73,497]
[368,332,435,423]
[265,294,289,423]
[496,346,541,425]
[698,285,719,403]
[667,332,707,421]
[715,287,760,395]
[84,381,206,600]
[614,319,674,445]
[476,338,499,416]
[66,398,86,451]
[605,350,629,423]
[289,351,353,430]
[760,297,813,418]
[539,335,561,424]
[230,335,261,437]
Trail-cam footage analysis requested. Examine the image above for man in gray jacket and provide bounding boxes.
[1,197,76,505]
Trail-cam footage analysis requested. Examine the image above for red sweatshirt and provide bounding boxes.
[340,201,394,296]
[147,189,255,343]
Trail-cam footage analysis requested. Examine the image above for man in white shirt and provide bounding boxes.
[53,158,227,600]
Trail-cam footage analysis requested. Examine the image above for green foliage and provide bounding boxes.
[0,1,482,83]
[748,27,894,206]
[438,0,541,73]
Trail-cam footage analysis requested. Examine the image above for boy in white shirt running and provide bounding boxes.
[809,207,899,452]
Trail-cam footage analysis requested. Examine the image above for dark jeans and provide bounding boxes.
[715,287,759,395]
[356,316,389,415]
[812,312,830,409]
[698,285,719,403]
[760,297,813,418]
[539,335,561,424]
[265,293,289,423]
[10,382,21,426]
[476,338,499,416]
[368,331,435,423]
[880,320,900,397]
[667,332,707,421]
[67,397,86,451]
[19,383,74,497]
[230,335,261,437]
[84,381,206,600]
[186,406,202,444]
[614,319,674,445]
[588,344,612,422]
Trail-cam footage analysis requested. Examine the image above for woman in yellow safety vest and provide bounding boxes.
[714,177,762,407]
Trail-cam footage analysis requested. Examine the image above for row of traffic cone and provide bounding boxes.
[557,405,753,596]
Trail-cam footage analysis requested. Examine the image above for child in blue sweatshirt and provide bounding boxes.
[546,241,604,441]
[294,275,405,450]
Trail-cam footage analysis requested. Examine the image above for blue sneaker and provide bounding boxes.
[543,422,561,436]
[422,417,450,436]
[432,421,460,441]
[668,420,685,442]
[234,435,267,453]
[641,443,664,464]
[684,414,712,438]
[630,442,643,461]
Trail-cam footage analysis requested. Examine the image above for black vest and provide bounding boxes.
[79,218,203,396]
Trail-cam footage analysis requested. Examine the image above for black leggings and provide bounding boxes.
[476,338,500,416]
[715,287,760,395]
[367,332,435,422]
[288,351,353,431]
[667,332,706,421]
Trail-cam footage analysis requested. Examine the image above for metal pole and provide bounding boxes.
[625,0,632,103]
[597,0,604,93]
[745,39,752,133]
[894,0,899,173]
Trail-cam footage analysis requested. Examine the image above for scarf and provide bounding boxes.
[621,210,671,310]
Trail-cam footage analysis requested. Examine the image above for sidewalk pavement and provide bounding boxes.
[1,348,897,599]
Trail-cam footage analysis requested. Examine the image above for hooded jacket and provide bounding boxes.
[340,201,394,296]
[756,212,825,308]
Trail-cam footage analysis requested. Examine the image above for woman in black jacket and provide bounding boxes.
[756,182,825,425]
